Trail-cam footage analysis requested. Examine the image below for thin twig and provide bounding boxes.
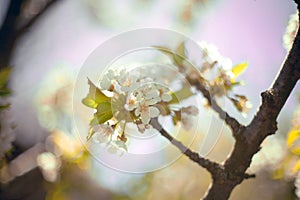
[150,118,223,176]
[187,76,244,139]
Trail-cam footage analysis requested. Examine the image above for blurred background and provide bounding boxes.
[0,0,299,199]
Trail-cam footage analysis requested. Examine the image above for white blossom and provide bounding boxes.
[283,13,299,51]
[137,123,152,133]
[134,101,160,124]
[92,124,114,143]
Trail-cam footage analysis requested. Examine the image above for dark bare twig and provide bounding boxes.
[150,118,224,176]
[187,76,245,139]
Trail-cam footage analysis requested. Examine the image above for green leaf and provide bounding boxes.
[0,68,11,89]
[229,95,251,113]
[87,128,95,141]
[0,88,11,96]
[0,103,10,111]
[229,97,243,112]
[175,41,186,57]
[82,79,111,108]
[171,111,181,125]
[287,129,300,154]
[232,62,248,77]
[90,102,113,126]
[169,85,194,104]
[153,44,186,67]
[174,41,186,66]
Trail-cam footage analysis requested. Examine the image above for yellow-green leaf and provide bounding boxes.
[96,102,113,116]
[0,88,11,96]
[287,129,300,149]
[174,41,186,66]
[169,86,194,104]
[82,79,111,108]
[90,102,113,126]
[87,128,95,141]
[232,62,248,77]
[153,45,186,67]
[0,68,11,89]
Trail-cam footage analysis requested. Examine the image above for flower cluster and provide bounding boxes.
[83,65,199,153]
[83,40,254,153]
[155,41,252,115]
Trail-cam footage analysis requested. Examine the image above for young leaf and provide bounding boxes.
[229,97,243,112]
[175,41,186,58]
[287,129,300,150]
[174,41,186,66]
[169,86,194,104]
[0,68,11,89]
[153,44,186,67]
[0,88,11,96]
[82,79,111,108]
[0,103,10,111]
[87,128,95,141]
[232,62,248,77]
[90,110,113,126]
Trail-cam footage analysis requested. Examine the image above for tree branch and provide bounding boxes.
[17,0,60,37]
[187,75,245,139]
[150,118,224,176]
[0,0,24,68]
[203,8,300,200]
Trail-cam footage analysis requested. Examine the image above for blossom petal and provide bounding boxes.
[162,93,172,102]
[141,112,151,124]
[149,106,160,117]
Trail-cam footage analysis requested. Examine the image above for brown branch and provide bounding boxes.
[0,0,24,68]
[150,118,224,176]
[203,8,300,200]
[17,0,60,37]
[0,0,61,69]
[187,76,245,139]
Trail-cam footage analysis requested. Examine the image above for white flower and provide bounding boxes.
[283,13,299,50]
[92,124,114,143]
[124,94,138,111]
[118,71,139,93]
[134,101,160,124]
[198,41,233,74]
[199,41,222,63]
[156,85,172,102]
[124,84,171,124]
[137,123,152,133]
[100,69,118,90]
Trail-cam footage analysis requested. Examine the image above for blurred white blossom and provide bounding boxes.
[283,13,299,51]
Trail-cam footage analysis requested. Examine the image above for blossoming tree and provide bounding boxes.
[81,1,300,199]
